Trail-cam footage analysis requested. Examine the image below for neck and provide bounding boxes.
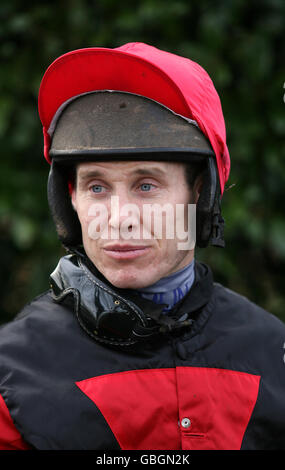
[136,259,195,312]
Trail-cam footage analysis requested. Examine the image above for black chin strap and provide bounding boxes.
[196,157,225,248]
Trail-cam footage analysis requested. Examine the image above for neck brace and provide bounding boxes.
[49,254,195,347]
[49,253,213,347]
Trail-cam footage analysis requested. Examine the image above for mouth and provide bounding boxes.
[103,244,151,260]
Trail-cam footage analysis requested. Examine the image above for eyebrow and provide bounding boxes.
[131,167,167,177]
[77,165,167,183]
[77,170,105,182]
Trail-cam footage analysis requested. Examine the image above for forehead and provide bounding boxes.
[76,160,187,178]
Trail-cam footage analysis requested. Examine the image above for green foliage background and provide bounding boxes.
[0,0,284,323]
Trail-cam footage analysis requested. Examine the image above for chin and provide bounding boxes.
[102,268,156,290]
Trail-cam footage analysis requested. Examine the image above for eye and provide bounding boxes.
[140,183,155,192]
[91,185,105,193]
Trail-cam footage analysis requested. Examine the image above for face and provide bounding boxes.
[71,160,201,289]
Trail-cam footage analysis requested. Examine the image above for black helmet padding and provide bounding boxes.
[47,161,82,249]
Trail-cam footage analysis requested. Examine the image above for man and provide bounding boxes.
[0,43,284,450]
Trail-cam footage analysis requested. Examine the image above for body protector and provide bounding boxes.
[38,43,231,251]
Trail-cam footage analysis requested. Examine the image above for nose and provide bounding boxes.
[108,193,141,239]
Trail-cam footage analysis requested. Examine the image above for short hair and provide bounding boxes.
[185,160,206,188]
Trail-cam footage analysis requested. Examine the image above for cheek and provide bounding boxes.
[75,205,89,228]
[72,198,94,238]
[79,201,112,244]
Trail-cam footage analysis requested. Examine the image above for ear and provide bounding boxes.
[70,184,77,212]
[193,173,203,204]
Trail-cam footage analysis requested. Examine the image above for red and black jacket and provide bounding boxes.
[0,255,285,450]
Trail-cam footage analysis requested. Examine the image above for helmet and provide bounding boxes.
[38,42,230,249]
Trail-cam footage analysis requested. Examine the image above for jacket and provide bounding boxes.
[0,253,285,450]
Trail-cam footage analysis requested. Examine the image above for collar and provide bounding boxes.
[49,252,214,347]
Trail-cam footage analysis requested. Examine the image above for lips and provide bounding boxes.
[103,244,151,260]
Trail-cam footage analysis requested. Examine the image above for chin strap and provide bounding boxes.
[209,196,225,248]
[196,157,225,248]
[132,311,194,340]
